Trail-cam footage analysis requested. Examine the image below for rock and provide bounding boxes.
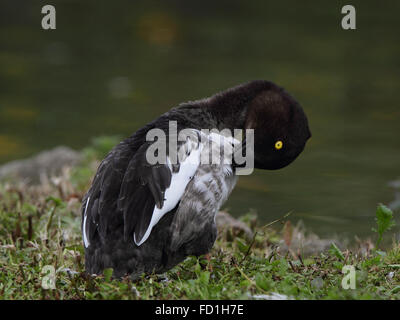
[249,293,291,300]
[277,220,345,256]
[0,146,82,184]
[216,211,254,240]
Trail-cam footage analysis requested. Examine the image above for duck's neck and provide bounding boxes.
[173,81,274,131]
[202,94,249,131]
[203,81,272,131]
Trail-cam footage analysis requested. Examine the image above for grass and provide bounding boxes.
[0,138,399,300]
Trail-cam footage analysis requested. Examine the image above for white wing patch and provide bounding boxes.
[133,131,240,246]
[134,145,203,246]
[83,196,90,248]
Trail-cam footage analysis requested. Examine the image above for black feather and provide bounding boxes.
[117,142,172,243]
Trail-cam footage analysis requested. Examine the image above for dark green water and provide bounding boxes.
[1,1,399,238]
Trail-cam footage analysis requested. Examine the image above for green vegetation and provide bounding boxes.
[0,140,399,300]
[373,204,396,247]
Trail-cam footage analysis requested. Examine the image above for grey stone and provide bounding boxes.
[0,146,82,184]
[216,211,254,240]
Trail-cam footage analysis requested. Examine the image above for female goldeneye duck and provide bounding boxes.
[82,80,311,278]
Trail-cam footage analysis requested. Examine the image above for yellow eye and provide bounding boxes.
[275,141,283,150]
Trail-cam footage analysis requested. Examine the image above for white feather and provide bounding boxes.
[134,145,203,246]
[133,131,239,246]
[83,197,90,248]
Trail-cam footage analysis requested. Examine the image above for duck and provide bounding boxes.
[82,80,311,279]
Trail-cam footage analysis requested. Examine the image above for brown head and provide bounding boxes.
[208,80,311,170]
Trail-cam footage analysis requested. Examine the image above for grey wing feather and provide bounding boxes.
[170,164,237,252]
